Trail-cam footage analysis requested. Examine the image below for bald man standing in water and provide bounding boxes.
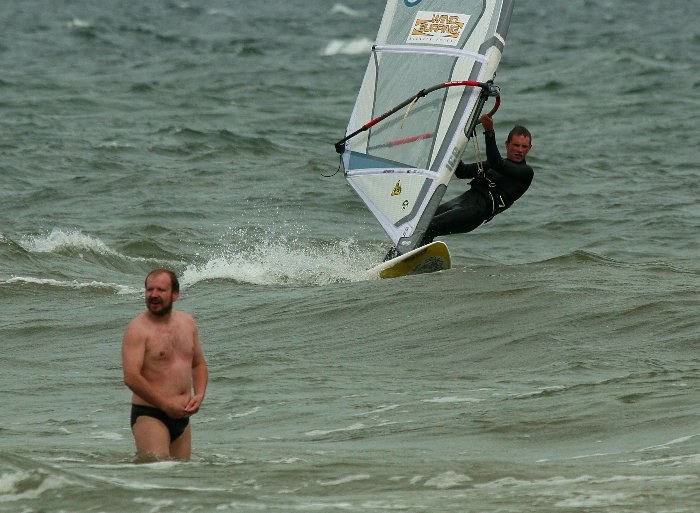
[122,268,208,461]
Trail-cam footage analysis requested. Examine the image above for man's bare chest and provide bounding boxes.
[145,327,193,362]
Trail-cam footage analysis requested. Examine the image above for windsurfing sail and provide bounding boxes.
[335,0,514,254]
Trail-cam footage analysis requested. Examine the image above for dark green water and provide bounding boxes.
[1,1,699,511]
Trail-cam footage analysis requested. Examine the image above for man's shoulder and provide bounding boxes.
[125,312,148,329]
[125,310,196,334]
[122,312,150,345]
[172,309,197,329]
[172,309,194,321]
[503,159,534,176]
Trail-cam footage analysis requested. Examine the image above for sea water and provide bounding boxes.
[1,0,700,511]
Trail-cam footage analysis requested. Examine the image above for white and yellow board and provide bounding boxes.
[367,241,451,279]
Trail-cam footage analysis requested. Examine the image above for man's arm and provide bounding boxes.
[185,322,208,415]
[479,115,504,170]
[454,161,483,179]
[455,114,497,179]
[122,321,158,405]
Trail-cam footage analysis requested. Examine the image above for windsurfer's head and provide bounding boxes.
[505,125,532,163]
[507,125,531,144]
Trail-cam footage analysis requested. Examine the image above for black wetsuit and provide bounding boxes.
[420,130,533,245]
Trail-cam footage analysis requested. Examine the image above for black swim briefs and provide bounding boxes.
[130,404,190,441]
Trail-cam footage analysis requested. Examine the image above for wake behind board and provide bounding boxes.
[367,241,451,279]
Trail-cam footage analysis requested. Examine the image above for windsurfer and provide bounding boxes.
[385,114,533,260]
[385,115,532,260]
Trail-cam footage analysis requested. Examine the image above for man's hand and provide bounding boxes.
[161,400,189,419]
[480,114,494,132]
[184,394,204,416]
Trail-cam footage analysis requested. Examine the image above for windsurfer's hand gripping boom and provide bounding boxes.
[480,113,495,132]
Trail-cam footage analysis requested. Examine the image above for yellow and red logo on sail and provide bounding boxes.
[408,11,469,46]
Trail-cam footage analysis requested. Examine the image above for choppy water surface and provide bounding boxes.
[1,1,699,511]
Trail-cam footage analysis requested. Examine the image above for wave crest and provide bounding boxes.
[19,229,115,256]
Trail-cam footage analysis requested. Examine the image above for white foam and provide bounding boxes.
[318,474,371,486]
[69,18,93,29]
[322,38,374,56]
[269,457,308,464]
[422,396,482,403]
[90,431,124,441]
[555,492,629,508]
[477,475,593,489]
[206,8,235,18]
[330,4,364,17]
[20,228,113,255]
[638,434,698,452]
[5,276,138,295]
[477,473,697,491]
[227,407,261,419]
[570,452,612,460]
[424,471,472,489]
[0,470,82,503]
[305,422,365,437]
[509,385,567,399]
[355,404,400,416]
[181,238,374,286]
[18,228,156,266]
[94,140,135,150]
[632,453,700,467]
[133,497,175,509]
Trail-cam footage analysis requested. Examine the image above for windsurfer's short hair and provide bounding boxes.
[507,125,532,143]
[145,268,180,293]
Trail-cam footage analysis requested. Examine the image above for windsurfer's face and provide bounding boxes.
[505,135,532,163]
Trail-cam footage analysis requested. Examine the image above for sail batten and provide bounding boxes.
[374,44,490,63]
[338,0,515,253]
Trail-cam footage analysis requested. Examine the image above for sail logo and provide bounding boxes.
[407,11,469,47]
[391,180,402,196]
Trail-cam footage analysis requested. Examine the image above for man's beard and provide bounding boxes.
[148,299,173,317]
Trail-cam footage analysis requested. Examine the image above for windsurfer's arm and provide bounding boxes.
[481,114,494,132]
[454,114,497,179]
[455,161,483,179]
[484,129,503,168]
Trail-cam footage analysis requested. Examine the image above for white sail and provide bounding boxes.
[337,0,514,253]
